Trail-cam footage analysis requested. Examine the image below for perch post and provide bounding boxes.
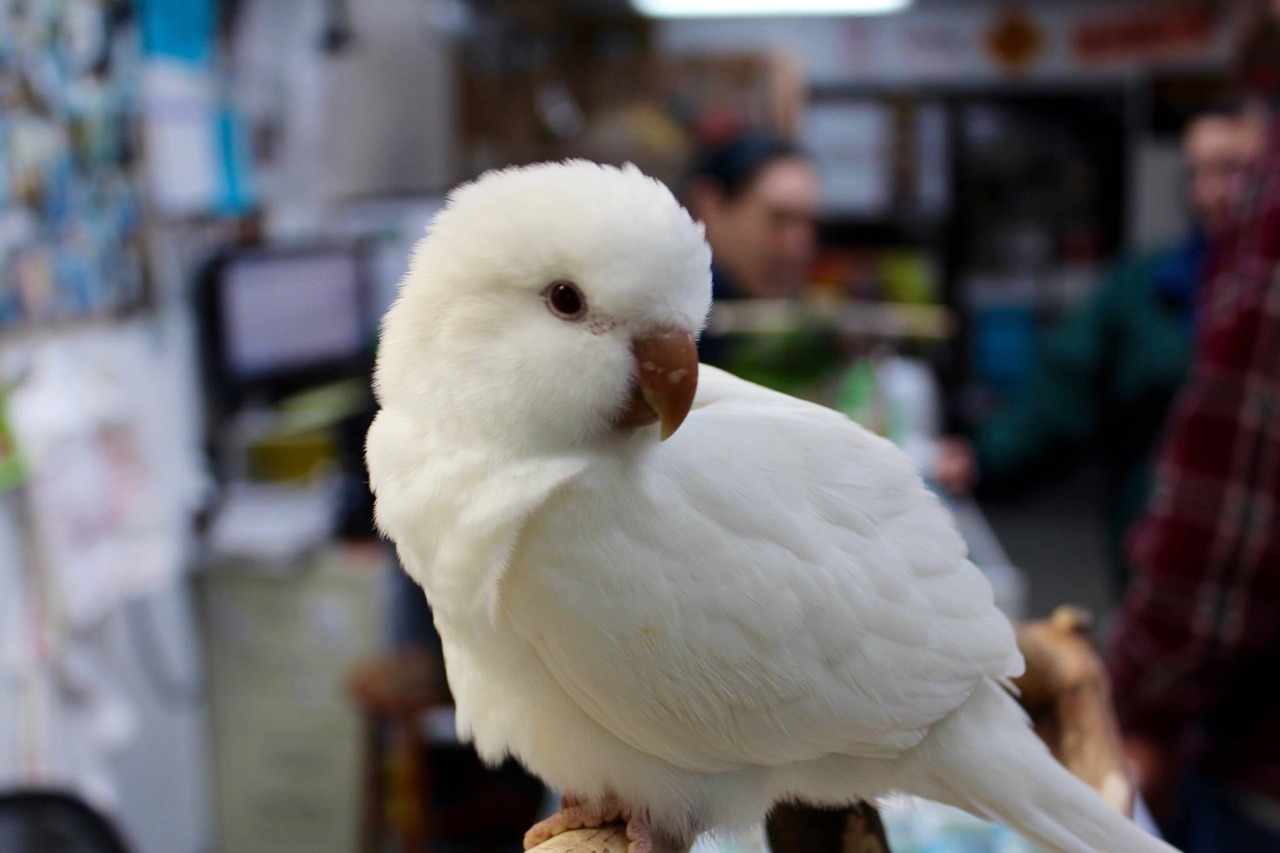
[522,803,891,853]
[525,827,689,853]
[768,801,890,853]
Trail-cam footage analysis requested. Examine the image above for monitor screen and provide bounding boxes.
[221,251,366,381]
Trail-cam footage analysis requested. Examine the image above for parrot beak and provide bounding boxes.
[616,327,699,441]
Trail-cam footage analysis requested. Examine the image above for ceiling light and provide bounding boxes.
[633,0,913,18]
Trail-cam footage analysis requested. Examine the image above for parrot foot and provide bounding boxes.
[625,818,655,853]
[523,797,654,853]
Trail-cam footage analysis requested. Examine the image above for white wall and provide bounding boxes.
[323,0,457,198]
[233,0,457,238]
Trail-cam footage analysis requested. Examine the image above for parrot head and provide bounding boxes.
[374,161,712,451]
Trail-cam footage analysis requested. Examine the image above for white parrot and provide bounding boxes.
[366,161,1176,853]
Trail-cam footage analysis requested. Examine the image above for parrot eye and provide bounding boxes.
[544,280,587,321]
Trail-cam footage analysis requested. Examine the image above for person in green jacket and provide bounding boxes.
[935,104,1267,594]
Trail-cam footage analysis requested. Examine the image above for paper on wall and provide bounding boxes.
[7,330,197,627]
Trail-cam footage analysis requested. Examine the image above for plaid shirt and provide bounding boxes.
[1108,125,1280,802]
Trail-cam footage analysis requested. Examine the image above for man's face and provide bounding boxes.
[1185,113,1267,231]
[707,157,819,297]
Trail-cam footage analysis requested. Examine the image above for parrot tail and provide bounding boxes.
[910,678,1179,853]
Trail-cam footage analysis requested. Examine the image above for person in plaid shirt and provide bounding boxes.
[1108,75,1280,853]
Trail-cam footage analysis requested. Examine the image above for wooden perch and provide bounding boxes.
[522,801,892,852]
[525,606,1132,853]
[525,827,687,853]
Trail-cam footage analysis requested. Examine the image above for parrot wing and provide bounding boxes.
[503,366,1023,774]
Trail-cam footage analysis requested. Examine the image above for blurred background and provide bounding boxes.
[0,0,1274,851]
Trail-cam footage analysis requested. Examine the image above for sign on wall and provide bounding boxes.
[1071,2,1215,67]
[984,5,1048,75]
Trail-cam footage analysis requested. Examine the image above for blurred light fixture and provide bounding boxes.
[633,0,912,17]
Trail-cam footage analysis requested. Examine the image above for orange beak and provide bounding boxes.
[615,327,699,440]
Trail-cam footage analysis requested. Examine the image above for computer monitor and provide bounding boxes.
[198,244,373,404]
[222,250,365,380]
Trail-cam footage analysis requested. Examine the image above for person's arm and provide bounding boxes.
[967,262,1135,491]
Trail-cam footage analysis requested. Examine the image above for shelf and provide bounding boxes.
[816,215,943,247]
[708,299,955,341]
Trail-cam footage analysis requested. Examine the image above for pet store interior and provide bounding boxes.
[2,1,1277,852]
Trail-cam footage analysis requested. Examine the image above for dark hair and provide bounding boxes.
[684,130,806,202]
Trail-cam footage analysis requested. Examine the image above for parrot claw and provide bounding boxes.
[625,818,655,853]
[523,798,653,853]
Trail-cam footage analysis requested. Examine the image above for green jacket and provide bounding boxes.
[974,243,1196,589]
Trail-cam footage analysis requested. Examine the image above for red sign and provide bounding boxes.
[1071,2,1214,66]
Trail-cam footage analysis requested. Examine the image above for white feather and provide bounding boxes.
[368,161,1176,852]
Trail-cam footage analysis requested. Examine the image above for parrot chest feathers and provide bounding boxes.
[366,408,590,620]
